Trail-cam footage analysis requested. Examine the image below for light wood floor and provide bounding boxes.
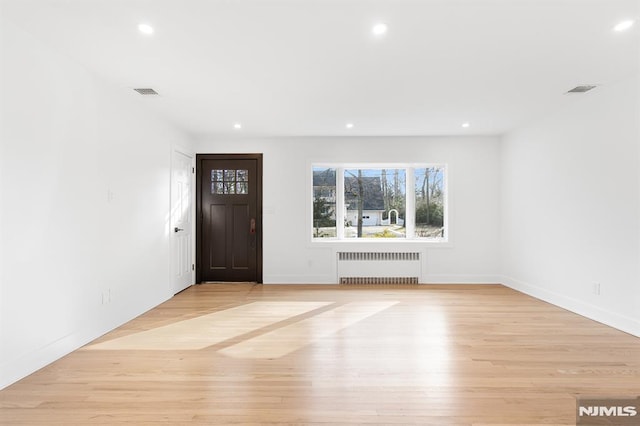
[1,284,639,425]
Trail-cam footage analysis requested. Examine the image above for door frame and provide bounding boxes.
[195,153,263,283]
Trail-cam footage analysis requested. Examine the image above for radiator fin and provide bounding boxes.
[338,252,419,261]
[340,276,419,285]
[337,251,422,284]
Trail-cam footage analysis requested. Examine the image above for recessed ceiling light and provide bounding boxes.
[233,123,242,130]
[138,23,154,35]
[372,23,388,36]
[346,123,354,129]
[613,19,635,32]
[462,122,470,128]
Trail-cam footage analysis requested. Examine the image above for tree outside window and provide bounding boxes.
[312,164,446,241]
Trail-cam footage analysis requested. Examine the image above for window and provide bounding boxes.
[415,167,445,238]
[312,164,447,241]
[344,168,405,238]
[312,167,337,238]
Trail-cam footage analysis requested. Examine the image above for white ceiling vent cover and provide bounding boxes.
[567,85,597,94]
[133,88,159,95]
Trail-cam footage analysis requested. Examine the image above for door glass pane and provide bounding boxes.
[212,170,224,182]
[236,170,248,182]
[211,169,250,194]
[236,182,249,194]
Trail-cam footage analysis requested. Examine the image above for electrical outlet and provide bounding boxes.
[593,282,601,295]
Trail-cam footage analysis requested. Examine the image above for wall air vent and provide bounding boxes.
[566,85,597,94]
[133,88,159,95]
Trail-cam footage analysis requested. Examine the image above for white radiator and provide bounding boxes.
[337,252,421,284]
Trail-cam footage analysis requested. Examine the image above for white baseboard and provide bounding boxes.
[500,275,640,338]
[423,274,502,284]
[1,324,104,390]
[263,275,336,284]
[0,293,172,390]
[265,274,502,285]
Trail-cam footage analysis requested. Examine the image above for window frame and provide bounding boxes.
[310,162,449,244]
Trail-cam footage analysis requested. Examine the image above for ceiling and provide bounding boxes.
[2,0,639,138]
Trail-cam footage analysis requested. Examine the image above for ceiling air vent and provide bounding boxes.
[133,88,159,95]
[566,85,597,94]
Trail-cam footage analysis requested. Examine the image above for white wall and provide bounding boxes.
[196,136,502,284]
[0,20,193,389]
[4,4,635,393]
[500,74,640,337]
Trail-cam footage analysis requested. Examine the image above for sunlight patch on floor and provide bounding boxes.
[219,301,399,359]
[85,301,332,351]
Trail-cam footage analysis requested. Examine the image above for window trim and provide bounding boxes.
[310,162,449,244]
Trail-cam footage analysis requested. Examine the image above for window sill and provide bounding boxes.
[310,238,452,248]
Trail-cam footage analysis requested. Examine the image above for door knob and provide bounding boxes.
[174,227,184,233]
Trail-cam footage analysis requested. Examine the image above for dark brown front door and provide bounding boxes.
[196,154,262,283]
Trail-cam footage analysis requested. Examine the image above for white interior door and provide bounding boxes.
[171,149,194,294]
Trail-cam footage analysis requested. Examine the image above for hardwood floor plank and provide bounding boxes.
[1,284,639,424]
